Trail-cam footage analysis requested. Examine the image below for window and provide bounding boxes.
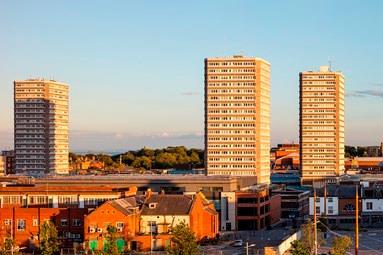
[367,202,373,210]
[148,221,157,233]
[237,197,258,203]
[58,196,78,205]
[72,219,81,227]
[32,219,39,227]
[116,222,124,228]
[316,197,320,202]
[316,206,320,214]
[17,219,26,231]
[4,219,12,226]
[328,206,334,214]
[328,197,333,202]
[61,219,68,226]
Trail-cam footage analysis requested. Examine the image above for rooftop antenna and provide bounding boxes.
[238,50,245,57]
[328,57,332,71]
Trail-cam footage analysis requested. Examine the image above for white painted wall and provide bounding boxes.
[220,192,236,231]
[362,199,383,212]
[309,197,338,215]
[140,215,190,234]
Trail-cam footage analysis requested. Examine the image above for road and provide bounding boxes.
[319,230,383,255]
[200,229,293,255]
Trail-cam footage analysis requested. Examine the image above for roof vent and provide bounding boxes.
[149,203,157,209]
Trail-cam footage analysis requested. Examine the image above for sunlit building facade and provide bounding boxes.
[204,55,270,184]
[14,79,69,175]
[299,66,345,183]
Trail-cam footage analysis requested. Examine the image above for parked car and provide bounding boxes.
[232,240,243,247]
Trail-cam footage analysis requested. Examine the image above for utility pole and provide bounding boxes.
[150,221,153,255]
[324,182,327,217]
[246,242,249,255]
[355,184,359,255]
[11,208,14,255]
[313,188,318,255]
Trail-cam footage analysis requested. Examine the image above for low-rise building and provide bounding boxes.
[0,156,5,176]
[136,192,218,251]
[309,185,360,228]
[84,196,142,252]
[345,157,383,172]
[271,144,300,171]
[0,207,87,251]
[83,191,218,252]
[0,185,138,209]
[270,172,301,186]
[271,187,309,220]
[366,146,382,157]
[220,185,281,231]
[1,150,15,175]
[361,183,383,227]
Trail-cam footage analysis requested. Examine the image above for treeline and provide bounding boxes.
[114,146,204,170]
[345,146,369,158]
[70,146,204,170]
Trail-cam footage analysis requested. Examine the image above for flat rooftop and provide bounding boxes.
[0,174,259,192]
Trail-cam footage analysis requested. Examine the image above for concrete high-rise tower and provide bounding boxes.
[14,79,69,175]
[299,66,345,184]
[204,55,270,184]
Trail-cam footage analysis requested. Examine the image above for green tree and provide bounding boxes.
[0,236,19,255]
[345,146,357,158]
[356,146,366,157]
[290,240,309,255]
[104,225,121,255]
[138,147,155,158]
[166,221,200,255]
[331,235,352,255]
[121,152,136,165]
[39,221,59,255]
[189,151,200,165]
[176,153,190,166]
[175,146,187,156]
[97,154,114,167]
[155,152,177,168]
[132,156,152,170]
[300,219,323,253]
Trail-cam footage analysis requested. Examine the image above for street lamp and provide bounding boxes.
[245,242,256,255]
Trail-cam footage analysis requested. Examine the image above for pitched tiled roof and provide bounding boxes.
[141,194,193,216]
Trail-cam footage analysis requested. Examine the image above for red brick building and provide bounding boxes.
[0,185,137,208]
[0,207,87,251]
[136,192,219,251]
[0,185,137,252]
[84,196,141,252]
[83,192,218,252]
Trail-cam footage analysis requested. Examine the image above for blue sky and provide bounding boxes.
[0,1,382,152]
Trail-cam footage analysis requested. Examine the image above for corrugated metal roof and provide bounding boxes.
[108,196,143,216]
